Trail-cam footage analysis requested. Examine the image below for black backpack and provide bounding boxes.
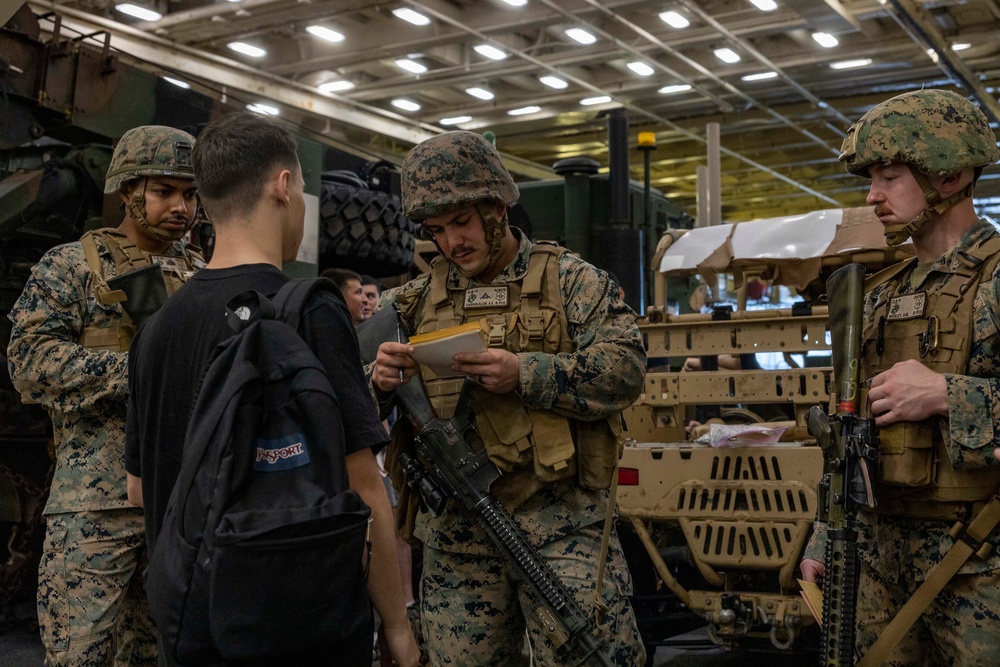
[146,278,372,664]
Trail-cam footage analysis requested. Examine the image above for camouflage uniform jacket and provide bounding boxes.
[805,219,1000,582]
[7,233,195,515]
[377,232,646,555]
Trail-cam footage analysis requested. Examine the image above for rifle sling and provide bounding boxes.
[592,464,618,624]
[857,494,1000,667]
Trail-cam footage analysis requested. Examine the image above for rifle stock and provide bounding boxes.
[810,263,877,667]
[357,307,614,667]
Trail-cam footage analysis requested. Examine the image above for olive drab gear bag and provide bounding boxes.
[145,278,372,665]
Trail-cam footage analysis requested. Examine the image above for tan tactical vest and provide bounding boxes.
[394,242,622,501]
[79,228,203,352]
[861,236,1000,518]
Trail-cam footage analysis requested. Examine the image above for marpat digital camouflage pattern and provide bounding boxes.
[840,89,1000,178]
[105,125,195,193]
[401,130,519,221]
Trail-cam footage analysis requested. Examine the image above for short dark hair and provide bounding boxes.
[193,111,299,220]
[360,274,381,289]
[321,267,362,290]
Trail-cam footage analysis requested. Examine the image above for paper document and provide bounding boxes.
[408,322,487,378]
[798,578,823,627]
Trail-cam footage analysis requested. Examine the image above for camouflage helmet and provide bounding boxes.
[104,125,196,194]
[401,131,519,221]
[840,89,999,178]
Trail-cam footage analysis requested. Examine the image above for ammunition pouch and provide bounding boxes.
[876,420,937,488]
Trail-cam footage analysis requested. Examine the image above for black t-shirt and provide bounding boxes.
[125,264,387,551]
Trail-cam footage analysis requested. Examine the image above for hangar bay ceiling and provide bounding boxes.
[21,0,1000,222]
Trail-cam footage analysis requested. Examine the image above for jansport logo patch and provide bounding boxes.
[253,433,311,472]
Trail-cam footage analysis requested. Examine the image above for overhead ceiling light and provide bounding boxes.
[658,84,691,94]
[474,44,507,61]
[392,8,431,26]
[714,47,741,64]
[741,71,778,81]
[318,80,355,93]
[246,103,279,116]
[627,61,655,76]
[539,75,568,89]
[391,99,421,111]
[658,11,690,29]
[565,28,597,45]
[440,116,472,125]
[163,76,190,89]
[306,25,345,42]
[811,32,839,48]
[502,0,527,5]
[227,42,267,58]
[580,95,611,105]
[926,48,940,63]
[466,87,495,100]
[952,42,971,51]
[508,106,541,115]
[115,4,162,21]
[748,0,778,10]
[395,58,427,74]
[830,58,872,69]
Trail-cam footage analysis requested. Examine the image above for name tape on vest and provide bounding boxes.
[253,433,311,472]
[887,292,927,321]
[465,286,509,309]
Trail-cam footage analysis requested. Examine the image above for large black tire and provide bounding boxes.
[318,172,417,278]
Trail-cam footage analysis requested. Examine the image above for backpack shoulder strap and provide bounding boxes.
[271,277,343,333]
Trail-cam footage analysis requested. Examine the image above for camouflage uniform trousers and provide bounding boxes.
[855,560,1000,665]
[419,523,645,666]
[38,508,157,666]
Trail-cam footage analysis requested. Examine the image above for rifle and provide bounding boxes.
[806,263,878,667]
[358,306,614,667]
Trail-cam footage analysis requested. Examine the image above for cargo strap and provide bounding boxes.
[592,466,618,625]
[857,494,1000,667]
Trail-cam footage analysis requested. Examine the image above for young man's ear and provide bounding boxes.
[274,169,292,207]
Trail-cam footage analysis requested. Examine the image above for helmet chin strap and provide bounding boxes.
[883,166,974,247]
[125,178,196,243]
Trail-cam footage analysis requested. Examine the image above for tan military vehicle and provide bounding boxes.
[616,207,913,656]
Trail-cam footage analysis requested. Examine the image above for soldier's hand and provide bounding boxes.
[450,348,520,394]
[800,558,825,586]
[373,341,416,394]
[994,448,1000,463]
[868,359,948,426]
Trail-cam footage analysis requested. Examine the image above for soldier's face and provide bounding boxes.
[423,205,490,274]
[341,279,365,325]
[866,163,927,228]
[127,176,198,236]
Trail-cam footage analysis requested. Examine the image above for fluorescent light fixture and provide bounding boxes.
[748,0,778,10]
[440,116,472,125]
[465,87,494,100]
[714,47,741,64]
[391,99,421,111]
[952,42,971,51]
[565,28,597,45]
[580,95,611,105]
[741,71,778,81]
[474,44,507,61]
[318,80,355,93]
[163,76,190,89]
[508,106,541,115]
[306,25,345,42]
[392,8,431,26]
[658,84,691,94]
[539,75,568,89]
[812,32,839,48]
[926,48,939,63]
[395,58,427,74]
[226,0,241,3]
[830,58,872,69]
[502,0,527,5]
[627,61,655,76]
[228,42,267,58]
[658,11,689,29]
[115,4,162,21]
[246,103,279,116]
